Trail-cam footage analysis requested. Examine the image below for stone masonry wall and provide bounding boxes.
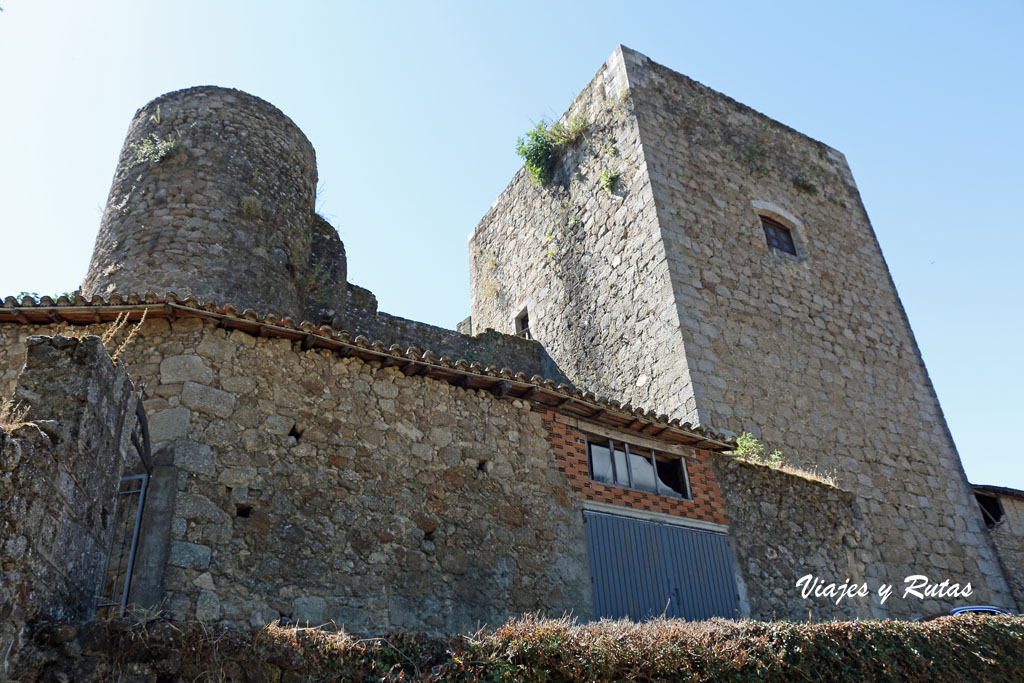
[619,46,1013,615]
[540,410,728,526]
[81,86,348,323]
[469,48,698,417]
[998,495,1024,536]
[708,454,874,621]
[1,336,135,671]
[990,496,1024,610]
[342,286,566,382]
[1,319,594,634]
[991,529,1024,615]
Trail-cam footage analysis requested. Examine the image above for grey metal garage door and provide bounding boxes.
[584,510,740,620]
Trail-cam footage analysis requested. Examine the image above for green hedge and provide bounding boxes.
[20,614,1024,682]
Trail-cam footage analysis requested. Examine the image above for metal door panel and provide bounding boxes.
[584,510,740,621]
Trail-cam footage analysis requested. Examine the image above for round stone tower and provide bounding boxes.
[82,86,347,320]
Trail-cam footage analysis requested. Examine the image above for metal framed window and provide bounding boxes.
[586,435,691,500]
[761,216,797,256]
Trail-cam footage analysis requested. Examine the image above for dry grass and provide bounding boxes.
[47,309,147,367]
[17,613,1024,682]
[776,462,839,488]
[548,112,589,147]
[108,309,146,364]
[0,397,31,434]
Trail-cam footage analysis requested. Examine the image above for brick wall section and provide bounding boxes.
[538,408,728,526]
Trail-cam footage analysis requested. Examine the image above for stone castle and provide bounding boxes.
[1,46,1019,663]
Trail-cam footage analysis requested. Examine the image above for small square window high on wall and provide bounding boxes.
[761,216,797,256]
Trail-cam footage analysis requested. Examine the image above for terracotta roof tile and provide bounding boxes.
[0,293,736,449]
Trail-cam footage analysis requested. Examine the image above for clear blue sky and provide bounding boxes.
[1,1,1021,488]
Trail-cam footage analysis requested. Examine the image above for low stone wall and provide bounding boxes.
[991,530,1024,612]
[339,286,568,382]
[709,454,874,620]
[0,336,135,671]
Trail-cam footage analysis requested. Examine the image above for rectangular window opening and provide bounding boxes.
[586,435,691,500]
[515,308,531,339]
[761,216,797,256]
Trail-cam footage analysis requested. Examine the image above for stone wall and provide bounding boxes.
[81,86,348,324]
[468,49,696,417]
[998,495,1024,536]
[341,286,566,381]
[708,455,873,620]
[0,318,594,634]
[75,85,573,390]
[1,336,135,671]
[469,45,1013,617]
[991,529,1024,614]
[989,495,1024,610]
[620,46,1012,615]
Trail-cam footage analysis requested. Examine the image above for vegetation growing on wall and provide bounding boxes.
[728,432,837,486]
[600,169,620,194]
[123,133,180,170]
[516,113,589,187]
[791,171,819,195]
[0,397,30,434]
[240,195,264,219]
[730,432,784,467]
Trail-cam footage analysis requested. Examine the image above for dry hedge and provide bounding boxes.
[18,614,1024,682]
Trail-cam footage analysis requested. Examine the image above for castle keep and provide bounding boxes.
[0,47,1017,659]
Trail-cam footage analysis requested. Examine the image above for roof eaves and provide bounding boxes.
[0,294,736,450]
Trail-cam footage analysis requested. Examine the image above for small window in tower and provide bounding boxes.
[761,216,797,256]
[515,309,531,339]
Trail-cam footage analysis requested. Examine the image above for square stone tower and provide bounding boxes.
[469,46,1014,616]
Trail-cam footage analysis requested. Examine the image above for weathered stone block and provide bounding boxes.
[149,406,191,442]
[181,381,235,418]
[169,541,212,570]
[172,440,216,475]
[292,596,327,625]
[160,355,213,384]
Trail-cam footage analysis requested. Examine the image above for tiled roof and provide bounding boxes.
[1,292,735,450]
